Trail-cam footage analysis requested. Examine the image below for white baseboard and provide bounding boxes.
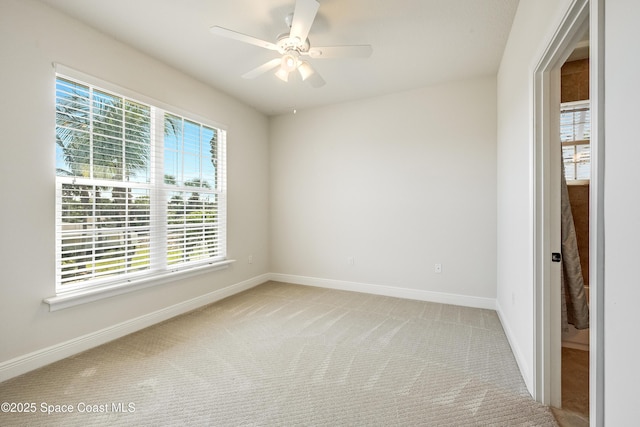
[0,273,270,383]
[268,273,496,310]
[495,299,533,395]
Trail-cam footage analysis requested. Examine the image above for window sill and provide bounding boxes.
[43,259,235,312]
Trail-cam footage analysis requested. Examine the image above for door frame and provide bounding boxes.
[532,0,604,424]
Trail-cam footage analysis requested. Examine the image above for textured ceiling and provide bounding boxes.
[38,0,519,116]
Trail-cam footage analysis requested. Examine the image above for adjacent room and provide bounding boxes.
[1,0,639,426]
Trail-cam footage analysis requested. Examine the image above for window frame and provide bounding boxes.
[46,65,232,311]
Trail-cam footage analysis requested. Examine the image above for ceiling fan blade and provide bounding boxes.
[307,45,373,59]
[290,0,319,43]
[210,26,279,51]
[242,58,282,79]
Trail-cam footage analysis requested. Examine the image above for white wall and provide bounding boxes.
[604,0,640,422]
[496,0,572,391]
[0,0,269,373]
[270,77,497,304]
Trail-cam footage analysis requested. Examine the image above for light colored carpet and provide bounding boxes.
[0,281,558,426]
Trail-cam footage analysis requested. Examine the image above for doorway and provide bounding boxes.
[558,47,590,421]
[532,0,604,425]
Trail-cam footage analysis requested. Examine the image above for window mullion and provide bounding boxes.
[151,107,167,273]
[91,185,97,282]
[122,99,128,274]
[89,87,95,180]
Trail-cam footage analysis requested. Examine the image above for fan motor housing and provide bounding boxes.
[276,33,310,54]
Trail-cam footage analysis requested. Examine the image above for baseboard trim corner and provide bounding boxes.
[0,273,270,383]
[268,273,496,310]
[495,299,533,394]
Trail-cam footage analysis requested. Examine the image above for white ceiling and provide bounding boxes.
[39,0,520,116]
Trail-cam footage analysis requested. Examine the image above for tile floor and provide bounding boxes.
[552,347,589,427]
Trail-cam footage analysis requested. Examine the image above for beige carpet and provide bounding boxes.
[0,281,558,426]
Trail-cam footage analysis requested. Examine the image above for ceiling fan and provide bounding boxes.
[210,0,373,88]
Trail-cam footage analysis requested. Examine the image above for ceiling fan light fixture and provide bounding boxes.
[275,68,290,82]
[281,51,299,73]
[298,61,315,81]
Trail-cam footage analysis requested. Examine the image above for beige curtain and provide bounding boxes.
[560,160,589,331]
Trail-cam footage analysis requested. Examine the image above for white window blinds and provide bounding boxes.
[55,72,226,292]
[560,100,590,181]
[163,114,227,267]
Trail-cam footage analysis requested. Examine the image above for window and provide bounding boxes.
[561,100,590,181]
[55,72,227,294]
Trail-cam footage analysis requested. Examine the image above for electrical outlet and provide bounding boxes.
[348,257,355,266]
[434,263,442,273]
[248,255,253,264]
